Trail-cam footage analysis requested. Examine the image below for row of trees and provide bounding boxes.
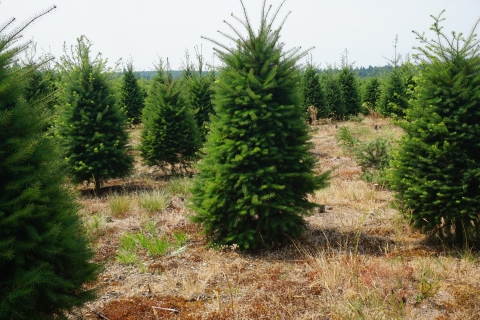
[300,53,416,122]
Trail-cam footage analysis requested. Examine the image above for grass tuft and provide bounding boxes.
[137,190,171,213]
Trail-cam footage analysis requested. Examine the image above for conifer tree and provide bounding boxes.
[301,59,327,121]
[378,68,409,117]
[378,36,410,117]
[120,60,145,124]
[322,72,346,118]
[338,51,362,116]
[185,48,215,141]
[190,0,329,250]
[389,12,480,245]
[57,36,133,194]
[140,61,200,172]
[362,76,382,111]
[0,9,99,319]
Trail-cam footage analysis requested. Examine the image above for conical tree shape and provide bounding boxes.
[389,12,480,245]
[190,0,329,250]
[140,62,200,172]
[120,60,145,124]
[301,60,327,121]
[185,50,215,141]
[378,67,409,117]
[57,36,133,194]
[0,10,99,320]
[338,68,362,116]
[322,72,346,118]
[362,76,382,111]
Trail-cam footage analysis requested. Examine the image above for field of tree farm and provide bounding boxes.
[2,1,480,319]
[74,117,480,319]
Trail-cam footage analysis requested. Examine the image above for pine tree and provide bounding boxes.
[0,9,99,319]
[389,12,480,245]
[338,52,362,116]
[322,72,346,118]
[362,76,382,111]
[56,36,133,194]
[120,60,145,124]
[190,0,329,250]
[301,59,327,121]
[140,61,200,172]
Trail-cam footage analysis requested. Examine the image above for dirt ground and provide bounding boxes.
[72,116,480,320]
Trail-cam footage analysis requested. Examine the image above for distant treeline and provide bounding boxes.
[124,65,393,80]
[317,65,393,78]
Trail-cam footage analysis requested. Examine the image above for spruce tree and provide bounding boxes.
[301,59,327,121]
[140,61,200,172]
[389,12,480,245]
[338,52,362,116]
[0,9,99,319]
[57,36,133,194]
[322,72,346,118]
[190,0,329,250]
[120,60,145,124]
[362,76,382,111]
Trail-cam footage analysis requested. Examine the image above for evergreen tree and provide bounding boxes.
[362,76,382,111]
[378,67,409,117]
[185,48,215,141]
[190,0,329,250]
[322,72,345,118]
[301,59,327,121]
[389,12,480,245]
[0,9,99,319]
[57,36,133,194]
[338,52,362,116]
[140,61,200,172]
[378,36,410,118]
[119,60,145,124]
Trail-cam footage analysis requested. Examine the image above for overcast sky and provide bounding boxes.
[1,0,479,71]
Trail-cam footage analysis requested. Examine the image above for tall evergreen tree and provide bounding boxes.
[119,60,145,124]
[140,61,200,172]
[190,0,329,250]
[378,36,410,117]
[301,59,327,121]
[362,76,382,111]
[185,48,215,141]
[378,67,409,117]
[338,51,362,116]
[389,12,480,245]
[56,36,133,194]
[0,9,99,319]
[322,72,346,118]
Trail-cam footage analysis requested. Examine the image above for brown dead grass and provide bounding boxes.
[74,116,480,320]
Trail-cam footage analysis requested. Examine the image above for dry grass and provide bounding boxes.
[74,116,480,320]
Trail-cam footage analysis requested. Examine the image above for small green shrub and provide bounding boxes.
[336,126,358,152]
[138,190,171,212]
[337,127,392,187]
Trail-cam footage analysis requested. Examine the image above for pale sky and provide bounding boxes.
[1,0,479,71]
